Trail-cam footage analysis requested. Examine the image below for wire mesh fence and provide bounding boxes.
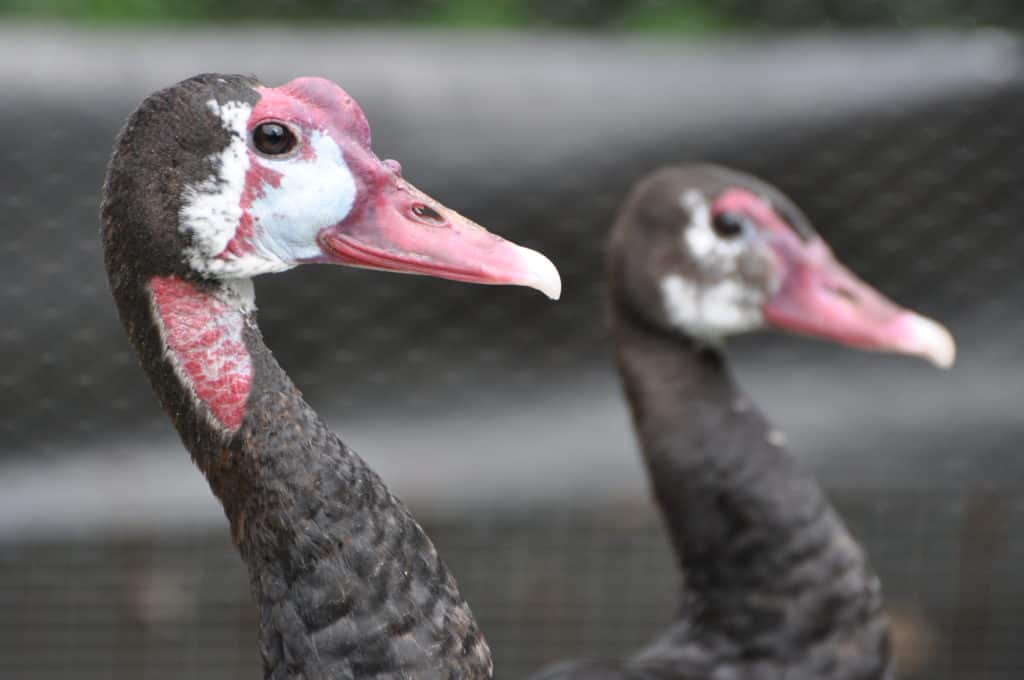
[0,18,1021,680]
[3,492,1023,679]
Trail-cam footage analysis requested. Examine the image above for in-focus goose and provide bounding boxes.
[534,165,954,680]
[102,73,560,679]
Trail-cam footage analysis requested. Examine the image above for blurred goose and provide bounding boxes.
[533,165,954,680]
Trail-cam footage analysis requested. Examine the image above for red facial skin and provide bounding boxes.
[221,162,283,259]
[711,189,954,366]
[223,77,559,297]
[150,276,252,430]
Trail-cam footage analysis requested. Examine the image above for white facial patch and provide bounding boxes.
[661,189,767,339]
[180,100,252,275]
[661,274,764,339]
[179,100,357,279]
[248,130,356,264]
[680,190,747,276]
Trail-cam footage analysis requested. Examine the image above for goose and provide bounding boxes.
[101,73,560,679]
[532,165,954,680]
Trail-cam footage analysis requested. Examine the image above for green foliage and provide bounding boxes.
[0,0,1018,29]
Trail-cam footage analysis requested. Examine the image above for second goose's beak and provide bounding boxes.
[762,237,955,369]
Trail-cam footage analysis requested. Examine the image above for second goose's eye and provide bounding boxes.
[712,212,746,239]
[252,122,297,156]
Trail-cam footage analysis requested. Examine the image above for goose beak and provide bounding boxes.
[318,161,560,300]
[762,238,955,369]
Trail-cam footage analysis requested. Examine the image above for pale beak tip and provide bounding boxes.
[520,247,562,301]
[907,313,957,369]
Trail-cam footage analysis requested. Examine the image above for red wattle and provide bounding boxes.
[149,276,253,430]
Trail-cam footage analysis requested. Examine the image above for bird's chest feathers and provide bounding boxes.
[148,275,254,431]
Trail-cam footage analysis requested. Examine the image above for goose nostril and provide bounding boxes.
[829,285,859,304]
[411,203,446,226]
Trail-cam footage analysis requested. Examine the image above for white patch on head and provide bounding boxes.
[661,190,769,339]
[179,100,357,279]
[680,189,746,275]
[248,130,356,264]
[660,274,764,339]
[180,99,252,275]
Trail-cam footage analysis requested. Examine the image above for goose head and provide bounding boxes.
[609,164,954,368]
[102,73,560,299]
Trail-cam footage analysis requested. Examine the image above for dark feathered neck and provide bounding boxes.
[610,305,890,668]
[104,262,492,678]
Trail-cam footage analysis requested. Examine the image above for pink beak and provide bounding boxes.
[762,237,955,368]
[318,156,560,300]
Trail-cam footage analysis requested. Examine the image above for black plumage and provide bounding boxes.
[532,166,894,680]
[102,74,492,679]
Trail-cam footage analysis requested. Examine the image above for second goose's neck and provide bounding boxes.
[611,305,886,648]
[114,272,492,678]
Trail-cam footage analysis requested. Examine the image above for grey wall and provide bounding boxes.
[0,26,1022,680]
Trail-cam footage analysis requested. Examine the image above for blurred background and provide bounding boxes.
[1,1,1023,678]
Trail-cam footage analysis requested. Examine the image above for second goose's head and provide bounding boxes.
[609,164,954,368]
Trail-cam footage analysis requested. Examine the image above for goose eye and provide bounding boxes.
[712,212,746,239]
[252,122,297,156]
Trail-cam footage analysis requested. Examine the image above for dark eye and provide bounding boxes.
[712,212,746,239]
[252,122,297,156]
